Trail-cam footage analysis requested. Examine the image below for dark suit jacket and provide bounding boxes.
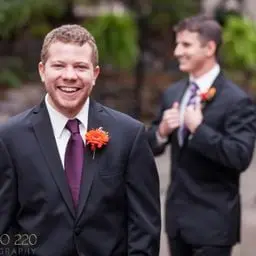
[0,99,161,256]
[147,72,256,246]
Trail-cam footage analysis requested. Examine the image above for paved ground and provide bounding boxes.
[155,146,256,256]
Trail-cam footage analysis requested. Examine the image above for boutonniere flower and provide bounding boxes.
[85,127,109,159]
[199,87,216,108]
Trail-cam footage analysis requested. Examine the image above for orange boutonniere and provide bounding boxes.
[199,87,216,108]
[200,87,216,102]
[85,127,109,159]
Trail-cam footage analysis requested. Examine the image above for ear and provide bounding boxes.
[38,62,45,83]
[92,65,100,85]
[206,40,217,57]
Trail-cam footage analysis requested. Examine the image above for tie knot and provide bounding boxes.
[66,119,80,134]
[189,82,199,94]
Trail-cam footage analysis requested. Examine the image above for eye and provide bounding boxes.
[183,42,191,47]
[75,65,88,71]
[52,64,64,69]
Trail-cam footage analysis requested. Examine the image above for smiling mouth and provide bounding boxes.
[178,57,188,62]
[58,87,81,93]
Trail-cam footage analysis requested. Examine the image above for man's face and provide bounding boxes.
[38,41,100,117]
[174,30,213,77]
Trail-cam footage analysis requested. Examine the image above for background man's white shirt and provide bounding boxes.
[156,64,220,146]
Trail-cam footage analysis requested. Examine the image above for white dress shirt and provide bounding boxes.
[156,64,220,146]
[45,94,89,168]
[177,64,220,145]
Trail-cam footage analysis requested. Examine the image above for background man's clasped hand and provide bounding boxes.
[158,101,203,138]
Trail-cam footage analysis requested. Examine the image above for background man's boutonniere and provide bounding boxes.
[199,87,216,108]
[85,127,109,159]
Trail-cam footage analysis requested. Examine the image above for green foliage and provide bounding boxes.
[214,6,240,27]
[0,69,22,87]
[0,0,66,39]
[85,14,138,70]
[29,23,52,38]
[0,0,30,38]
[222,15,256,71]
[0,57,25,87]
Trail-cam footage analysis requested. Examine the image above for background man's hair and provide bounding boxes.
[174,14,222,54]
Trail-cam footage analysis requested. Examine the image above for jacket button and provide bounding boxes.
[74,227,81,235]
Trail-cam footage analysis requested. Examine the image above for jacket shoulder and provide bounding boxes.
[222,79,253,104]
[164,78,187,95]
[0,106,35,137]
[100,103,143,130]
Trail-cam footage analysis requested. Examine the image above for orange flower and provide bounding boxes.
[200,87,216,102]
[85,127,109,158]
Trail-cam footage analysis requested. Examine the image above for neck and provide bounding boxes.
[191,59,217,79]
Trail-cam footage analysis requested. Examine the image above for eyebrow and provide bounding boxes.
[50,60,89,65]
[73,62,89,65]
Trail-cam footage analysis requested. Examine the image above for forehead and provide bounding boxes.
[47,41,93,62]
[176,30,200,42]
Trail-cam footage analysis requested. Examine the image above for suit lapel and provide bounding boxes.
[177,79,189,104]
[181,71,225,147]
[30,101,76,218]
[76,99,108,221]
[201,71,225,113]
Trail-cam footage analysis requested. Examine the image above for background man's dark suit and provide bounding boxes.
[0,99,161,256]
[147,72,256,247]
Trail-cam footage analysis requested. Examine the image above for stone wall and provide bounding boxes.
[0,84,44,123]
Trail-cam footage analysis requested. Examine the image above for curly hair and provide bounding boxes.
[40,24,99,66]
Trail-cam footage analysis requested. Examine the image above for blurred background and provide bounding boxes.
[0,0,256,255]
[1,0,256,122]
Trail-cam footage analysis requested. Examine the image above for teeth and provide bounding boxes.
[60,87,78,92]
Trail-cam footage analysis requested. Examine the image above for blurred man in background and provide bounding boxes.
[148,14,256,256]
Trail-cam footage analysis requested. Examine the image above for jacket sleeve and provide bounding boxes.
[188,97,256,173]
[147,92,171,156]
[0,138,17,234]
[126,125,161,256]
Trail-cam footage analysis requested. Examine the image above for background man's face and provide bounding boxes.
[174,30,211,77]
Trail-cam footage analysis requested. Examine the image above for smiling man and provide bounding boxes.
[0,24,161,256]
[38,29,100,118]
[147,15,256,256]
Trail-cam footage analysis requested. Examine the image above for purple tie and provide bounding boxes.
[187,82,199,105]
[180,82,199,143]
[64,119,84,207]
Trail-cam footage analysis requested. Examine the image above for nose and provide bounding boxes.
[174,44,183,58]
[62,66,77,80]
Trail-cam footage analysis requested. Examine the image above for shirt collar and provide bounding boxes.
[190,64,220,93]
[45,94,89,138]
